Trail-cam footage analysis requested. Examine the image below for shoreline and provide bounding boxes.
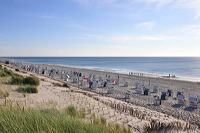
[2,57,200,83]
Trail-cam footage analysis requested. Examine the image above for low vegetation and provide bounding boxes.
[23,76,40,86]
[63,83,70,88]
[0,65,39,93]
[0,89,9,98]
[17,85,38,93]
[0,67,15,77]
[0,104,131,133]
[10,75,24,85]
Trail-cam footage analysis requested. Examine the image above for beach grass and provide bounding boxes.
[23,76,40,86]
[0,104,129,133]
[17,85,38,93]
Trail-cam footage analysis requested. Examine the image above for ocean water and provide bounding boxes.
[4,57,200,79]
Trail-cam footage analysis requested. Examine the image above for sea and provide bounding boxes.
[3,57,200,80]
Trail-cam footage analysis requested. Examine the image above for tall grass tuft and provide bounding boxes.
[0,106,115,133]
[17,85,38,93]
[10,75,24,85]
[23,76,40,86]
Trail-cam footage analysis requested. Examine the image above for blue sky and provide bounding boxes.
[0,0,200,56]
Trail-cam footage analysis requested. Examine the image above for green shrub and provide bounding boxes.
[18,85,38,93]
[63,83,70,88]
[10,76,24,85]
[23,76,40,86]
[0,65,2,69]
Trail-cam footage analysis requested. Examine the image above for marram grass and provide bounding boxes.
[0,105,130,133]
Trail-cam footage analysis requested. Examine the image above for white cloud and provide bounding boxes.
[135,21,156,30]
[74,0,200,19]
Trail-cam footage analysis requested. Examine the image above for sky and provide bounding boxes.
[0,0,200,57]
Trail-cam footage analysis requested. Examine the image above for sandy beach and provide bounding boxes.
[0,58,200,132]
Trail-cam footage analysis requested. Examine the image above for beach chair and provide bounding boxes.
[89,81,93,88]
[64,75,70,81]
[107,78,112,83]
[153,95,160,106]
[161,92,168,100]
[167,89,173,97]
[177,94,185,105]
[153,85,158,93]
[124,93,130,101]
[197,94,200,102]
[144,88,150,95]
[115,78,119,85]
[73,77,78,83]
[124,81,128,87]
[93,82,98,89]
[93,75,96,81]
[133,83,140,89]
[189,97,198,107]
[102,81,107,87]
[81,79,87,87]
[135,85,142,94]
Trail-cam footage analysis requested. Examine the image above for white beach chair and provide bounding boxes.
[81,79,87,87]
[189,97,198,107]
[107,78,112,83]
[135,85,142,94]
[153,95,160,106]
[93,82,98,89]
[177,94,185,105]
[73,77,78,83]
[135,83,140,89]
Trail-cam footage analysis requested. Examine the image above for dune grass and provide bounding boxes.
[17,85,38,93]
[0,104,131,133]
[23,76,40,86]
[0,66,40,93]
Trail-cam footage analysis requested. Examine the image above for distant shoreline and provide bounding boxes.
[1,57,200,82]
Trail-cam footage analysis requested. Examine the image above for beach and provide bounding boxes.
[0,58,200,132]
